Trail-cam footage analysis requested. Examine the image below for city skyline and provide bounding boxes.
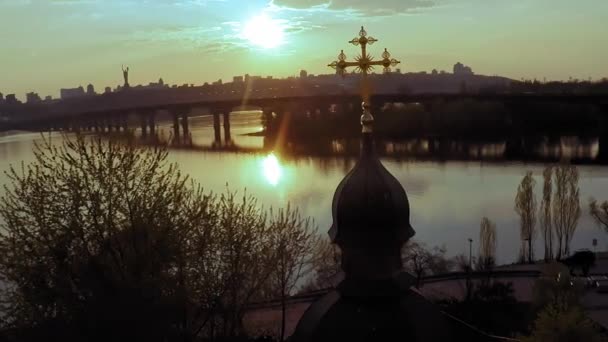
[3,61,482,102]
[1,0,607,98]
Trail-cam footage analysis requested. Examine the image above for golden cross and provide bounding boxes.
[328,26,401,102]
[328,26,401,75]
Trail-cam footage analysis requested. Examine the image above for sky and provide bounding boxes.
[0,0,607,99]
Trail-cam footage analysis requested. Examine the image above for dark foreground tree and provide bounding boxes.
[301,238,341,292]
[265,206,319,341]
[0,135,314,342]
[0,135,218,341]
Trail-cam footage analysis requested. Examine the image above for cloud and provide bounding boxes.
[271,0,436,16]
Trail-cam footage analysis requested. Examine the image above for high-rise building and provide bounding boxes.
[26,92,42,104]
[233,76,244,83]
[5,94,19,104]
[60,86,86,100]
[453,62,474,76]
[86,84,96,96]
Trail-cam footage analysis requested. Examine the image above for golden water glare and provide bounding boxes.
[262,153,282,186]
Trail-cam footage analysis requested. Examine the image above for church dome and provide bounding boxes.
[329,103,414,248]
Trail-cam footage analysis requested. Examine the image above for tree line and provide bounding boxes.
[514,164,608,264]
[0,135,320,342]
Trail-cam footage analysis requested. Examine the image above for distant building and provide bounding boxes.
[146,79,168,89]
[300,70,308,78]
[60,86,85,100]
[26,92,42,104]
[104,87,112,94]
[233,76,244,83]
[0,92,4,103]
[453,62,474,76]
[44,96,53,102]
[86,84,96,96]
[212,79,223,86]
[5,94,19,105]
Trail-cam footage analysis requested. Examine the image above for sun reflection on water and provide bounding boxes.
[262,153,282,186]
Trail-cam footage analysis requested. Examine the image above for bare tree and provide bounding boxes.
[402,241,453,288]
[552,165,581,259]
[515,171,537,264]
[0,135,318,341]
[266,205,319,342]
[214,191,275,338]
[590,198,608,233]
[478,217,497,270]
[0,135,223,340]
[540,167,554,261]
[301,238,341,292]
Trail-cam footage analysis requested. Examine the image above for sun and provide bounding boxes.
[242,14,285,49]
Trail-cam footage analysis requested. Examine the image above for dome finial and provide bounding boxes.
[360,102,374,133]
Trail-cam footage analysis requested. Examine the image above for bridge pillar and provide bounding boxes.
[140,116,148,138]
[213,112,221,146]
[121,116,129,133]
[148,114,156,138]
[172,114,180,143]
[112,118,119,133]
[262,108,274,136]
[223,112,231,145]
[181,114,189,143]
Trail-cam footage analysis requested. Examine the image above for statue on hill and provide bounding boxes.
[122,65,130,89]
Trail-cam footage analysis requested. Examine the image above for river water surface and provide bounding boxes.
[1,111,608,264]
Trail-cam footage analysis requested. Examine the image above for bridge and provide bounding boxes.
[2,92,608,147]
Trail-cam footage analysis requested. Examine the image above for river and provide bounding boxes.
[1,111,607,264]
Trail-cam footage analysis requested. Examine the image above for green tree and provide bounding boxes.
[522,262,605,342]
[523,302,604,342]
